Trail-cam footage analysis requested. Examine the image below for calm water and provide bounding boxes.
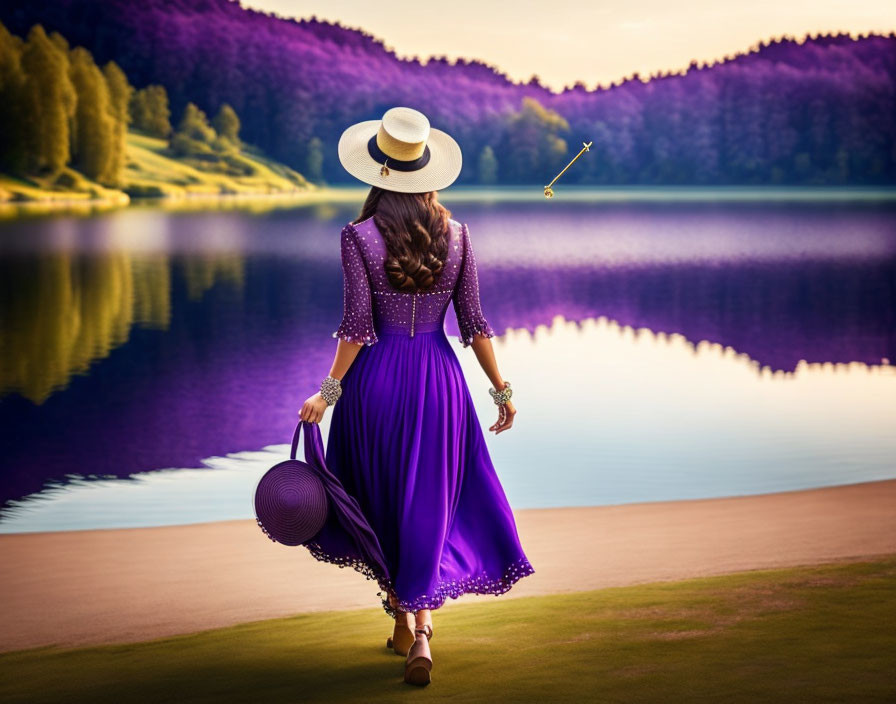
[1,193,895,532]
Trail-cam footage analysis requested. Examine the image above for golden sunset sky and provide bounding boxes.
[241,0,895,93]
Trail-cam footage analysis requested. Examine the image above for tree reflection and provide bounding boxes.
[0,252,244,402]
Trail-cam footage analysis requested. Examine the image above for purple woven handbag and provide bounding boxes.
[253,419,393,586]
[254,420,328,546]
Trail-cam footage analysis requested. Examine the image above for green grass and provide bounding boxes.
[2,556,894,703]
[123,131,313,198]
[0,169,129,205]
[0,130,316,208]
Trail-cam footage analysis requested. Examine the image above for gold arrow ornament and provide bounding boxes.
[544,141,592,198]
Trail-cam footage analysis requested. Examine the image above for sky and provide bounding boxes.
[240,0,895,93]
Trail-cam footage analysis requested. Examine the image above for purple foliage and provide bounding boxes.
[3,0,894,184]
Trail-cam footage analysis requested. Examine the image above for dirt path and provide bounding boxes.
[2,478,894,652]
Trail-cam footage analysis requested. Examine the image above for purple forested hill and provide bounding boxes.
[3,0,895,185]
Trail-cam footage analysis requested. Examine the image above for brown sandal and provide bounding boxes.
[387,621,433,648]
[404,627,433,686]
[385,592,433,655]
[386,611,415,656]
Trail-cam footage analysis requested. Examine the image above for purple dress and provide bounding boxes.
[304,216,535,616]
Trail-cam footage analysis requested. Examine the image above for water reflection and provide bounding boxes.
[0,199,894,530]
[1,315,893,533]
[0,251,244,402]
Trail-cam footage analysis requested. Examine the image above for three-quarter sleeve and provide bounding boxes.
[332,223,378,346]
[452,222,496,347]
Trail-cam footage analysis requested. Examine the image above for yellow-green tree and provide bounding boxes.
[478,145,498,184]
[305,136,324,182]
[103,61,132,186]
[19,24,76,176]
[69,46,115,182]
[0,22,27,173]
[500,97,570,182]
[129,87,151,132]
[212,102,240,147]
[130,84,172,138]
[170,102,216,156]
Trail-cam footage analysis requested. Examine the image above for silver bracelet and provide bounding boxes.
[488,381,512,405]
[320,375,342,405]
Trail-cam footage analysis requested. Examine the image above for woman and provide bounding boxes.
[299,107,534,686]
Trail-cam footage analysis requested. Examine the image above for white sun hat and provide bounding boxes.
[337,106,463,193]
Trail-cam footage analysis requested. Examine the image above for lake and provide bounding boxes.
[1,188,894,532]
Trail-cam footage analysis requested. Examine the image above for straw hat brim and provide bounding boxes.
[338,119,463,193]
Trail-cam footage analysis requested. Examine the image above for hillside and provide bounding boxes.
[2,0,895,185]
[0,129,315,205]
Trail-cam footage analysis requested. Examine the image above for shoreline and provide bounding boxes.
[1,477,894,653]
[2,185,895,218]
[0,186,327,217]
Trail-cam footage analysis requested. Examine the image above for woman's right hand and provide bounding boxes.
[490,400,516,435]
[299,392,329,424]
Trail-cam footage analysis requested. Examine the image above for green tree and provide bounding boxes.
[0,21,28,174]
[500,97,569,183]
[144,86,172,138]
[180,102,216,141]
[130,84,172,138]
[19,24,76,176]
[47,28,69,55]
[794,152,811,181]
[68,46,115,182]
[129,88,151,132]
[305,136,324,182]
[478,145,498,184]
[103,60,132,186]
[212,103,241,146]
[170,102,216,156]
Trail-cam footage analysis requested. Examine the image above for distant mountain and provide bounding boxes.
[3,0,894,185]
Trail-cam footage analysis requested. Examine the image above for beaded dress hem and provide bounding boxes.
[332,330,378,346]
[303,538,535,617]
[303,539,392,603]
[458,320,496,347]
[380,555,535,617]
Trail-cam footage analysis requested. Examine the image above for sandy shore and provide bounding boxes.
[1,478,894,653]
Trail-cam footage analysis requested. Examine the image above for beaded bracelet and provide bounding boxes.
[320,375,342,405]
[488,381,512,405]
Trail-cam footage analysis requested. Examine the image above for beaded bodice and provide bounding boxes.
[332,216,496,347]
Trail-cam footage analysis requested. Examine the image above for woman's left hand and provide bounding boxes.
[299,392,329,423]
[490,400,516,434]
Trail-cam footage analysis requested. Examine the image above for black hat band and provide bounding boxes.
[368,134,431,172]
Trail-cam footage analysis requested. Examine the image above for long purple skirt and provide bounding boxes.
[304,325,535,616]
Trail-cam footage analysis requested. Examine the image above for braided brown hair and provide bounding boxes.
[353,186,452,293]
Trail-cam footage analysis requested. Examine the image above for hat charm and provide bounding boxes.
[380,159,390,177]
